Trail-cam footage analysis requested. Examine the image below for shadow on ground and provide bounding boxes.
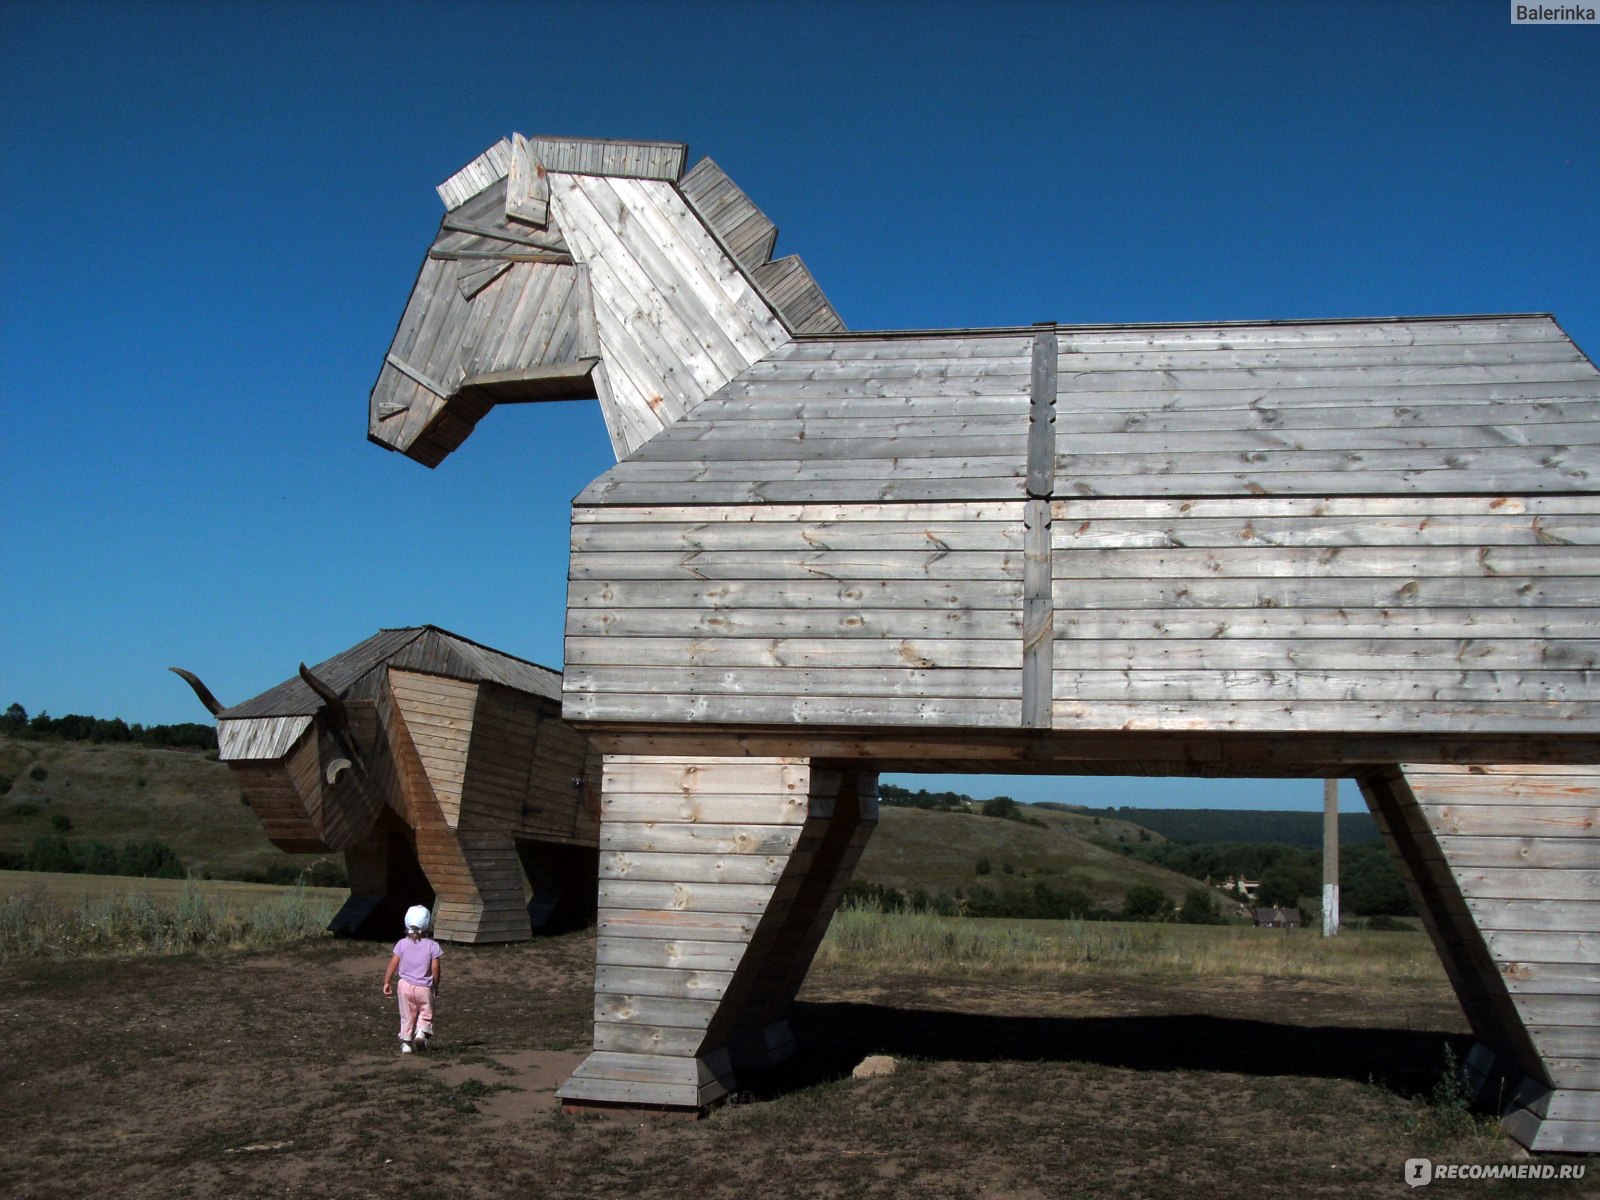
[735,1001,1466,1101]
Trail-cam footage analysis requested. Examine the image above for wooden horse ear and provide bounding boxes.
[505,133,550,229]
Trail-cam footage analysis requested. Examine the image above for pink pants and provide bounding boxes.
[397,980,435,1041]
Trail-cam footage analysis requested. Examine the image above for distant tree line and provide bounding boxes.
[844,879,1228,924]
[1117,838,1412,916]
[0,835,186,878]
[1084,805,1381,848]
[880,783,1046,827]
[1,703,216,751]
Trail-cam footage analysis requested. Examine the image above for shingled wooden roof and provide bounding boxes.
[220,625,561,719]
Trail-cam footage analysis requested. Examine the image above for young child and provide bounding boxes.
[381,904,442,1053]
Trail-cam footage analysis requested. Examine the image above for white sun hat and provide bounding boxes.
[404,905,432,932]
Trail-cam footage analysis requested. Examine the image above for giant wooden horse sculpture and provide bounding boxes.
[369,135,1600,1150]
[176,625,600,942]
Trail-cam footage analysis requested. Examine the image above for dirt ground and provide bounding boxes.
[4,933,1591,1200]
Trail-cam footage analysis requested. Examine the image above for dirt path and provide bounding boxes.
[3,935,1587,1199]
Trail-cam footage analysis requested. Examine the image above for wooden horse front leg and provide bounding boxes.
[558,753,843,1110]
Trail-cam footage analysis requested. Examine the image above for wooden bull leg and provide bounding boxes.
[418,826,532,944]
[558,754,863,1110]
[1361,764,1600,1153]
[330,813,433,938]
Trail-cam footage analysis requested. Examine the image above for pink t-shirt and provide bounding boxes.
[392,936,442,985]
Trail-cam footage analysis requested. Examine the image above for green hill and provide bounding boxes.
[0,734,335,880]
[1,734,1230,913]
[858,806,1224,911]
[1040,804,1380,847]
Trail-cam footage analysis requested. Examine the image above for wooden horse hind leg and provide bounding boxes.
[558,753,849,1110]
[1362,764,1600,1153]
[722,768,879,1068]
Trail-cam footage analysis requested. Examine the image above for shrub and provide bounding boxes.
[1122,885,1171,922]
[28,767,47,782]
[50,814,73,833]
[0,774,11,796]
[975,857,991,876]
[981,795,1019,820]
[3,801,40,819]
[1178,888,1225,925]
[25,835,77,873]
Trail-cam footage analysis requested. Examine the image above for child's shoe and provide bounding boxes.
[413,1033,426,1051]
[400,1040,413,1054]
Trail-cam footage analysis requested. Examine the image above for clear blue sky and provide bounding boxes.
[3,1,1595,812]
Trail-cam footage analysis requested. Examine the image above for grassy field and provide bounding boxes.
[816,903,1445,982]
[0,734,340,879]
[0,871,343,961]
[6,881,1578,1200]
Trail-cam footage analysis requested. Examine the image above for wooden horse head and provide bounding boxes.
[367,135,844,466]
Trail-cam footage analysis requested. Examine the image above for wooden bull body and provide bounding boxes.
[185,625,599,942]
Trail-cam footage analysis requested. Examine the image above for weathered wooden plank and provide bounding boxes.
[1056,609,1600,641]
[1022,498,1053,729]
[1401,770,1600,802]
[1467,899,1600,933]
[569,549,1023,583]
[599,880,773,917]
[622,428,1027,463]
[571,576,1024,610]
[592,1022,707,1057]
[1052,316,1566,350]
[573,499,1024,526]
[594,964,734,1000]
[1056,340,1585,372]
[566,636,1017,671]
[570,1050,726,1087]
[1049,573,1600,610]
[601,850,791,886]
[594,991,720,1029]
[505,132,550,227]
[603,757,810,793]
[572,518,1023,555]
[436,138,512,209]
[568,606,1023,641]
[1057,358,1598,392]
[600,821,804,857]
[574,665,1022,700]
[1425,806,1600,838]
[1454,868,1600,901]
[1050,638,1599,673]
[1052,544,1600,580]
[1050,668,1595,703]
[217,717,312,762]
[1052,446,1600,487]
[1438,836,1600,870]
[577,175,760,380]
[678,156,777,268]
[596,908,761,944]
[1056,512,1600,551]
[596,935,748,972]
[532,136,687,180]
[566,691,1022,727]
[1499,960,1600,992]
[1048,699,1596,733]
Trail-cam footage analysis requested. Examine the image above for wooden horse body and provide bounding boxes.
[370,136,1600,1149]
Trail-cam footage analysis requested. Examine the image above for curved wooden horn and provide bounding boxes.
[169,667,224,717]
[297,663,349,732]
